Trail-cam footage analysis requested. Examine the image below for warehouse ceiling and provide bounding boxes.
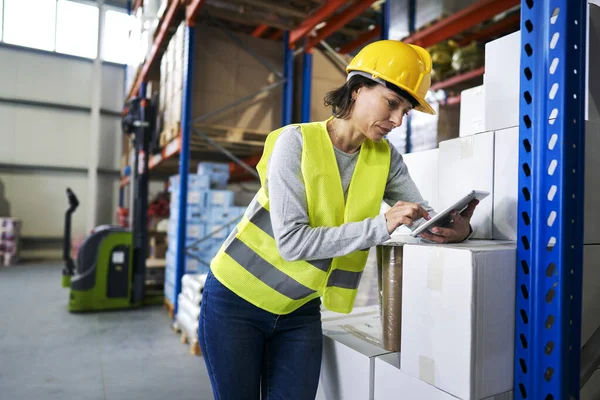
[197,0,383,53]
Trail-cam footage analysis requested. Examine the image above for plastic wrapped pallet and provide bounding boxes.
[177,293,201,321]
[0,218,21,266]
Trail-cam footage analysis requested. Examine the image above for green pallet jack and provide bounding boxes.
[61,96,162,312]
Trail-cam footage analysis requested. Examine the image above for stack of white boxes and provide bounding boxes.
[175,273,207,346]
[319,11,600,398]
[164,162,247,304]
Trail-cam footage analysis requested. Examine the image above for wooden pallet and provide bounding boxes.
[172,321,202,356]
[159,121,181,148]
[164,297,174,319]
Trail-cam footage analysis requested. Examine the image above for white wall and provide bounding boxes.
[0,45,124,239]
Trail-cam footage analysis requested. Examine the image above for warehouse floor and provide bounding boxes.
[0,262,213,400]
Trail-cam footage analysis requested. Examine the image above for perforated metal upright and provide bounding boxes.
[515,0,587,398]
[173,25,195,314]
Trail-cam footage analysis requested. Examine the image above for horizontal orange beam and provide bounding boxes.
[404,0,520,48]
[128,0,183,99]
[307,0,377,49]
[457,13,520,46]
[186,0,207,26]
[270,30,284,41]
[149,135,181,169]
[337,25,381,54]
[252,24,270,38]
[430,66,485,91]
[289,0,348,45]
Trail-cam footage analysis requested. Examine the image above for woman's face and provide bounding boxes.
[350,84,413,142]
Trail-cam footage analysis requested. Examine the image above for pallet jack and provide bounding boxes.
[61,96,162,312]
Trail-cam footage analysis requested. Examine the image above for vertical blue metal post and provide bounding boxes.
[174,25,195,315]
[282,31,294,126]
[301,44,312,123]
[515,0,586,399]
[381,0,391,40]
[406,0,416,153]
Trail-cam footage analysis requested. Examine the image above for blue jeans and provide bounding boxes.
[198,271,323,400]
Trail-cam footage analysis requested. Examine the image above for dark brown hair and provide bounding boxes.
[324,75,419,119]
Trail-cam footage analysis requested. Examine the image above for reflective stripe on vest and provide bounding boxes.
[210,119,390,315]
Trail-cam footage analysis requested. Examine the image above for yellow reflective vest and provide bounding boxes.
[210,119,391,314]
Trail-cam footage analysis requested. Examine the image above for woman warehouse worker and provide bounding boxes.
[198,40,479,399]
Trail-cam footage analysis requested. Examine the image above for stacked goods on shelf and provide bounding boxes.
[174,273,207,355]
[159,22,284,146]
[0,218,21,266]
[415,0,479,31]
[293,49,348,122]
[164,173,209,305]
[164,162,247,304]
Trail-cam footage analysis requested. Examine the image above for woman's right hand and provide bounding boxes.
[384,201,430,234]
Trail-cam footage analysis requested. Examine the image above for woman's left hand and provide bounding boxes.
[418,200,479,244]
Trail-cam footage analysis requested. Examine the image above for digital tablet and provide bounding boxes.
[410,190,490,237]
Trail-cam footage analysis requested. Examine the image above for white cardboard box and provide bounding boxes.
[402,148,440,212]
[484,31,520,132]
[460,85,486,137]
[375,353,513,400]
[438,132,495,239]
[401,241,516,400]
[491,121,600,243]
[493,127,519,240]
[375,353,457,400]
[317,307,391,400]
[388,148,440,236]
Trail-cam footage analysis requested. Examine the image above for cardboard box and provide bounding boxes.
[460,85,486,137]
[493,127,519,240]
[438,132,495,239]
[374,353,513,400]
[317,307,391,400]
[401,241,516,400]
[388,149,439,236]
[491,121,600,243]
[484,31,520,132]
[402,148,440,212]
[205,190,235,207]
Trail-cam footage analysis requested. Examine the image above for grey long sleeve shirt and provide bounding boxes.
[260,126,435,262]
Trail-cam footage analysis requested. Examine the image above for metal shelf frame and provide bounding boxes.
[514,0,587,398]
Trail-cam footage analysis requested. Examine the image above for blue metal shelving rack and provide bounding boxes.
[514,0,587,398]
[173,25,195,314]
[171,25,294,313]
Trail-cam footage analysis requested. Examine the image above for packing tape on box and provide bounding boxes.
[461,136,474,159]
[419,355,436,385]
[427,249,444,292]
[342,324,383,347]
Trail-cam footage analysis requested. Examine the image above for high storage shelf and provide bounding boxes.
[123,1,590,396]
[122,0,521,189]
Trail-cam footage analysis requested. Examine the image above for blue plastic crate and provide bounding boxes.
[171,188,207,206]
[166,248,209,274]
[197,162,230,176]
[205,190,234,207]
[169,204,204,222]
[168,174,210,191]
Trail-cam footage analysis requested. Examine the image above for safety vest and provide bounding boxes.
[210,119,390,314]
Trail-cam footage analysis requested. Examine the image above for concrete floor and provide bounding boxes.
[0,262,213,400]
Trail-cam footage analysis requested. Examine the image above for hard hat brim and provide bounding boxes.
[346,66,437,115]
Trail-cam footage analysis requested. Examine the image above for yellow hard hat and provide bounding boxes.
[346,40,436,115]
